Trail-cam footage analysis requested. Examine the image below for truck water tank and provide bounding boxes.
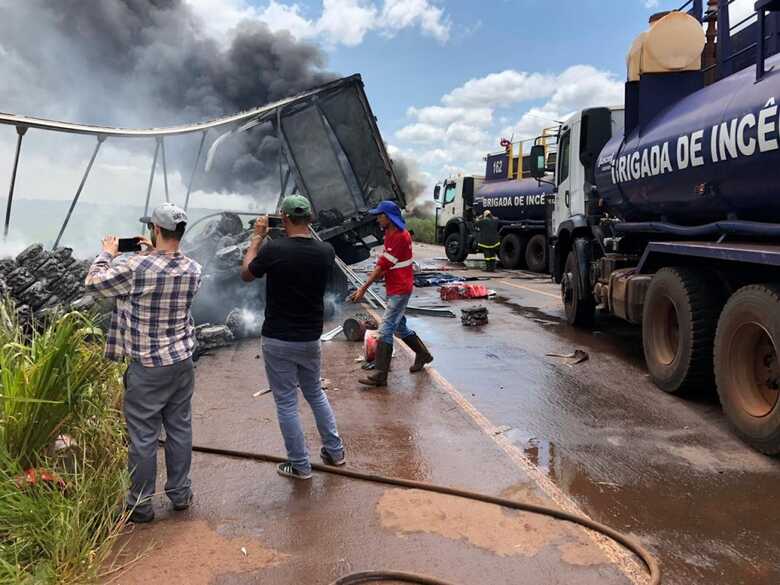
[596,50,780,224]
[473,178,554,222]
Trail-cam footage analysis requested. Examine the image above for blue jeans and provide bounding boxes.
[378,294,415,345]
[262,336,344,474]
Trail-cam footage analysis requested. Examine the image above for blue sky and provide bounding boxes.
[197,0,726,189]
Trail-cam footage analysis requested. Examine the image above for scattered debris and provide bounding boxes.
[461,306,489,327]
[342,313,378,341]
[492,425,512,436]
[195,325,234,351]
[440,283,496,300]
[545,349,589,365]
[321,325,344,342]
[414,272,464,287]
[225,308,262,339]
[253,388,272,398]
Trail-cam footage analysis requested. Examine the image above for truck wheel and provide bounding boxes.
[714,285,780,454]
[525,234,547,273]
[499,234,527,269]
[642,268,724,395]
[562,249,594,327]
[445,233,467,263]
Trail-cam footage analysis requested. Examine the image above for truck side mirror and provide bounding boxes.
[579,108,612,185]
[529,145,546,179]
[433,185,441,201]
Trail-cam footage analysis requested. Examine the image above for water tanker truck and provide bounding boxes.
[527,2,780,454]
[433,139,555,272]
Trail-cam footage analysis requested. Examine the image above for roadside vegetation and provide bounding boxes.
[406,216,436,244]
[0,301,128,584]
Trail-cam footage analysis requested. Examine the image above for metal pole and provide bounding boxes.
[143,139,161,220]
[54,136,105,248]
[184,131,207,211]
[4,126,27,239]
[277,108,284,212]
[160,137,170,202]
[717,0,732,78]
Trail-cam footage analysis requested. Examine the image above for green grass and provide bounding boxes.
[0,301,129,584]
[406,217,436,244]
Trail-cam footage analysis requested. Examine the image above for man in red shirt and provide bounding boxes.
[351,201,433,386]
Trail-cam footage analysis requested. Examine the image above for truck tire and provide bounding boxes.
[499,234,527,269]
[445,232,467,263]
[642,268,725,395]
[714,285,780,454]
[562,249,594,327]
[525,234,547,273]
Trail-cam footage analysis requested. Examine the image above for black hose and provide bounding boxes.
[187,442,661,585]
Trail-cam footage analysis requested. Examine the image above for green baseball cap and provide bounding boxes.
[280,195,312,218]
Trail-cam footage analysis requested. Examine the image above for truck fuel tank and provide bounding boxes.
[595,51,780,225]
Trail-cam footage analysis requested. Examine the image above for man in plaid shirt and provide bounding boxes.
[86,202,201,523]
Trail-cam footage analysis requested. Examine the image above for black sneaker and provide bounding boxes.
[320,447,346,467]
[172,493,193,512]
[276,462,312,480]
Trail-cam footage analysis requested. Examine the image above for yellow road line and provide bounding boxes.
[499,279,561,300]
[366,306,647,584]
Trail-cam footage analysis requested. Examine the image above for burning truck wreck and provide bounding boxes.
[0,75,406,346]
[179,75,406,344]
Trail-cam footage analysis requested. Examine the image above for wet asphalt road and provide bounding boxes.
[110,243,780,585]
[403,244,780,585]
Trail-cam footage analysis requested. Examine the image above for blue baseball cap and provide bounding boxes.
[368,200,405,230]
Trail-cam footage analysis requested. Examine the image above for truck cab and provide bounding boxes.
[433,175,483,261]
[542,107,625,282]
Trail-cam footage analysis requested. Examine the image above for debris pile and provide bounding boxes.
[461,306,489,327]
[440,283,496,300]
[0,244,94,321]
[183,212,274,273]
[195,324,235,351]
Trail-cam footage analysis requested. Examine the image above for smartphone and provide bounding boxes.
[118,237,142,253]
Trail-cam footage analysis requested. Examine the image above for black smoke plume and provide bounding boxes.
[0,0,335,196]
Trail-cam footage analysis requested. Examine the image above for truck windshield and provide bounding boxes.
[443,184,457,204]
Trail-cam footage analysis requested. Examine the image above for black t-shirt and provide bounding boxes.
[249,237,336,342]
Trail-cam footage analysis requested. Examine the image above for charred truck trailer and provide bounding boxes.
[434,142,554,272]
[528,3,780,453]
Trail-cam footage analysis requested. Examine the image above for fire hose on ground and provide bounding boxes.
[179,442,661,585]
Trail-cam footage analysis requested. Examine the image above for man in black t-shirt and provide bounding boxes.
[240,195,345,480]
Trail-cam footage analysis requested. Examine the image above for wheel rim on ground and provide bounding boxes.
[728,321,780,418]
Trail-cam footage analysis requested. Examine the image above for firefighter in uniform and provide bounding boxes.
[476,210,500,271]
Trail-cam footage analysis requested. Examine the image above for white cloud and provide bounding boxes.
[396,122,442,143]
[644,0,659,8]
[507,65,623,139]
[186,0,451,47]
[381,0,450,42]
[395,64,625,184]
[442,70,556,108]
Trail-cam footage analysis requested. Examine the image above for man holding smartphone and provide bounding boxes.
[240,195,345,480]
[85,202,202,523]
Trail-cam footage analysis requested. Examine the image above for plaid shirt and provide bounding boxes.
[85,251,202,367]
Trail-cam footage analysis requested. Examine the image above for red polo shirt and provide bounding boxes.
[377,228,414,296]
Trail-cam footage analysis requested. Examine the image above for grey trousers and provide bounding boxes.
[123,358,194,515]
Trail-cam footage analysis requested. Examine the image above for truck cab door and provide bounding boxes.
[551,126,573,234]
